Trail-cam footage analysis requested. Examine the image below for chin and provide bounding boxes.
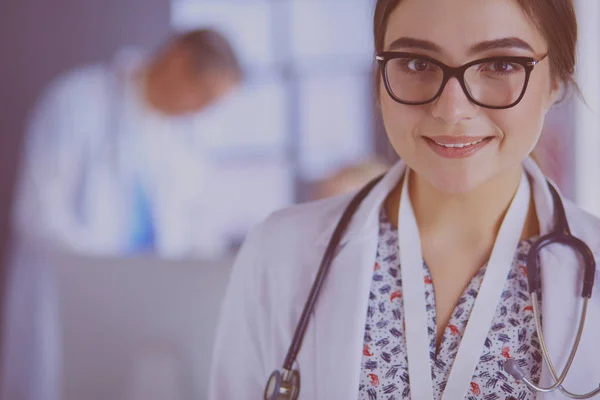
[418,167,492,195]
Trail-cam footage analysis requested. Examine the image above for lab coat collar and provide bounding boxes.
[316,159,550,246]
[315,161,405,247]
[315,158,569,247]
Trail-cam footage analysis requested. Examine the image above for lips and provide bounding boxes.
[423,135,493,159]
[432,138,486,148]
[427,135,492,146]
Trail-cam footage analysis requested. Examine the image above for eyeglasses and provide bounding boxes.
[375,52,548,109]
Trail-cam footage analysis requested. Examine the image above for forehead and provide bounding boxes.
[384,0,548,59]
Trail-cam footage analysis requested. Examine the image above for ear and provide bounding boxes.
[544,77,562,111]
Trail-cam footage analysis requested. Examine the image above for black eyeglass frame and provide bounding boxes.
[375,52,549,110]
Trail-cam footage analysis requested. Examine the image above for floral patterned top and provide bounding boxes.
[358,209,542,400]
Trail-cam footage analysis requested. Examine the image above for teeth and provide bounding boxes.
[434,139,485,148]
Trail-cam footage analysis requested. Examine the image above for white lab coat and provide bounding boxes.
[209,158,600,399]
[12,49,224,260]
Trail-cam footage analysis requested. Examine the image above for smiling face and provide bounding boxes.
[379,0,560,193]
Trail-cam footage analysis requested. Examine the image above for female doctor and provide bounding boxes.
[210,0,600,399]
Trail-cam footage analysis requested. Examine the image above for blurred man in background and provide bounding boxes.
[12,29,242,260]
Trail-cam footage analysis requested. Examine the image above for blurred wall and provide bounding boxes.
[0,0,170,376]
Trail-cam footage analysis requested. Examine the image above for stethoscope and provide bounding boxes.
[264,175,599,400]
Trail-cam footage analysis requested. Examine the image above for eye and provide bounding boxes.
[492,61,513,72]
[406,59,433,72]
[481,61,521,74]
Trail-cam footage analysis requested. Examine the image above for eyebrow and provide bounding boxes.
[468,37,535,55]
[387,36,535,55]
[387,37,442,52]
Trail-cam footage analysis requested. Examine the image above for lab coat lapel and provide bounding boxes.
[525,159,600,398]
[313,231,378,399]
[313,162,406,399]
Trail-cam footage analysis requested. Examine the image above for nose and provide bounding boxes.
[430,77,478,124]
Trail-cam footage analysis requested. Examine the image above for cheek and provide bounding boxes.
[490,79,549,153]
[380,88,426,154]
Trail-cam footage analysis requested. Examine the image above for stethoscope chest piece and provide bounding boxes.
[264,369,300,400]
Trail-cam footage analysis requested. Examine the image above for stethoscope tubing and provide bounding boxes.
[268,177,598,399]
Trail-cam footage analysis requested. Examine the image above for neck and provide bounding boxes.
[386,165,539,248]
[413,167,523,244]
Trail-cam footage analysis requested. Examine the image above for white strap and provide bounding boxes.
[399,171,435,399]
[398,170,531,399]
